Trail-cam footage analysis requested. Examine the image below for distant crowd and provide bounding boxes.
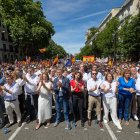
[0,60,140,130]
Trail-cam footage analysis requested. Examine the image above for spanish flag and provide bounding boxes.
[39,48,47,53]
[53,55,59,65]
[71,55,75,64]
[108,58,113,67]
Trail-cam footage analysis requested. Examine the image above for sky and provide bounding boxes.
[41,0,125,54]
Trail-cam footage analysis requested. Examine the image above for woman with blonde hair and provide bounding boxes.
[118,69,135,126]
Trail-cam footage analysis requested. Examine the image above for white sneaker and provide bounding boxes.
[117,125,122,130]
[134,115,139,121]
[103,120,108,123]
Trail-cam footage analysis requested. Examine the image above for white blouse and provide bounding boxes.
[101,81,117,98]
[136,78,140,95]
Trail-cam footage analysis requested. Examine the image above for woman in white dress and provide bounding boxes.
[35,73,52,130]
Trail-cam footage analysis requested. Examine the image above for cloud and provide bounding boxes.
[41,0,124,54]
[42,0,91,21]
[71,10,110,21]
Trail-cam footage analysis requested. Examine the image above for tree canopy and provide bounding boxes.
[0,0,55,59]
[118,13,140,61]
[77,14,140,61]
[95,17,119,57]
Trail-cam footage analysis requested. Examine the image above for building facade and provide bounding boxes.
[86,0,140,45]
[0,21,19,63]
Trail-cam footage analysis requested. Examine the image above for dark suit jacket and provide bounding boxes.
[53,76,70,99]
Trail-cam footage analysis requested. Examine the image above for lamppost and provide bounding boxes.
[112,33,117,63]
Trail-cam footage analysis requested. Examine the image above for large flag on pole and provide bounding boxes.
[53,54,59,65]
[65,59,72,67]
[71,55,75,64]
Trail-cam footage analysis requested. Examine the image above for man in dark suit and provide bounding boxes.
[53,68,71,130]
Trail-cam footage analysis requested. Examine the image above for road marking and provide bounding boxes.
[8,122,26,140]
[44,126,48,129]
[24,127,29,130]
[134,132,139,134]
[104,123,117,140]
[84,128,88,131]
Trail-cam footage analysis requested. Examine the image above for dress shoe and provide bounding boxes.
[88,119,91,126]
[25,116,31,124]
[18,122,22,127]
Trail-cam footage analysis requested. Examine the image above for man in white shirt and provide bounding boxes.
[79,64,90,111]
[131,67,139,121]
[0,74,22,127]
[23,67,40,123]
[87,70,103,128]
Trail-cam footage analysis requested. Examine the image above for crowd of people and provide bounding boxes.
[0,60,140,131]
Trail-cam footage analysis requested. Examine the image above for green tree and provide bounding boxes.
[46,40,67,59]
[95,17,119,57]
[119,13,140,61]
[76,45,93,60]
[0,0,55,59]
[76,27,98,60]
[86,27,97,43]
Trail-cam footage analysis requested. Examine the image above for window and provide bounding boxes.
[3,44,6,51]
[15,46,19,53]
[11,55,13,61]
[8,35,12,42]
[4,54,7,61]
[9,45,13,52]
[1,33,6,41]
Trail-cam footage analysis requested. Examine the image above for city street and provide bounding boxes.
[0,119,140,140]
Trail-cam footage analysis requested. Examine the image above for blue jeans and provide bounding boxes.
[118,93,132,121]
[55,96,69,123]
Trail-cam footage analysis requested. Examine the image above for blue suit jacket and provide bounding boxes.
[53,76,70,99]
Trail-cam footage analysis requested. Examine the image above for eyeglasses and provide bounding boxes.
[92,73,97,75]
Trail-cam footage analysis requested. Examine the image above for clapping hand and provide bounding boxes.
[1,86,6,90]
[100,84,106,90]
[129,88,135,93]
[23,74,27,81]
[58,81,62,88]
[93,85,97,91]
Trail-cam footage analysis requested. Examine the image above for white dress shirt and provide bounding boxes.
[87,78,103,96]
[101,81,117,98]
[136,77,140,95]
[3,82,19,101]
[24,73,39,94]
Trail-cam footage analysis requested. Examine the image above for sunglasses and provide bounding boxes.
[92,73,97,75]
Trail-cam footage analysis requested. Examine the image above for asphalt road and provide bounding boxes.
[0,119,140,140]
